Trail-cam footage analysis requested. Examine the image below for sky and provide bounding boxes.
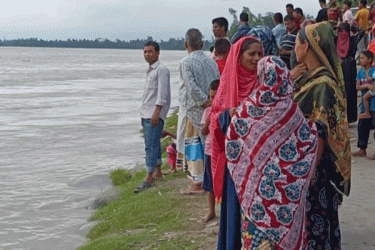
[0,0,322,41]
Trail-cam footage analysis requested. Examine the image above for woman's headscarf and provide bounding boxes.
[336,22,350,60]
[225,56,318,249]
[210,36,264,201]
[294,22,351,195]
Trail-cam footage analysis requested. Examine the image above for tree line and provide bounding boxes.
[0,36,213,50]
[0,5,329,50]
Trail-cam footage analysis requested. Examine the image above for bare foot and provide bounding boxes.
[152,173,163,181]
[167,167,176,174]
[367,153,375,160]
[202,213,216,223]
[352,150,367,157]
[359,113,372,119]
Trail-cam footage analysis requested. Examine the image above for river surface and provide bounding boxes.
[0,47,188,249]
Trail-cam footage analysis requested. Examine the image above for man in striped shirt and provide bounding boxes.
[279,15,298,69]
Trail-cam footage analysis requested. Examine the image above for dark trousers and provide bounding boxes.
[357,112,375,149]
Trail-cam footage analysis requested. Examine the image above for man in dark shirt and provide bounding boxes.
[231,12,251,44]
[279,15,298,69]
[316,0,328,22]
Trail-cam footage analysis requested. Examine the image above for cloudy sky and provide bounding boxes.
[0,0,321,41]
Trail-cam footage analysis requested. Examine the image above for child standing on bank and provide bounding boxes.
[357,50,375,120]
[201,79,220,222]
[353,50,375,158]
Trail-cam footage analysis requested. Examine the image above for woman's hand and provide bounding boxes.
[229,107,237,118]
[290,63,308,81]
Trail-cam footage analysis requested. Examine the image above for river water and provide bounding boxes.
[0,47,187,249]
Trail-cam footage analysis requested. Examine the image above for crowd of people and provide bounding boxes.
[137,0,375,249]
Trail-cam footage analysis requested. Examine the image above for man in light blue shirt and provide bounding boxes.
[272,12,287,47]
[178,28,220,193]
[135,41,171,193]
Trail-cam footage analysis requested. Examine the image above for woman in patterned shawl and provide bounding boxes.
[225,56,318,249]
[292,21,351,249]
[210,36,264,249]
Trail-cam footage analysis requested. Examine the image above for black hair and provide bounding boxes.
[343,0,352,7]
[274,13,283,24]
[294,8,303,16]
[212,17,229,32]
[338,22,350,33]
[319,0,326,3]
[286,3,294,9]
[144,41,160,52]
[284,15,295,22]
[214,38,231,56]
[240,39,260,55]
[239,12,249,22]
[210,79,220,91]
[361,50,374,63]
[360,0,367,6]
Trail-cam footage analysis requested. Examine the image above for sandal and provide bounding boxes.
[134,181,152,193]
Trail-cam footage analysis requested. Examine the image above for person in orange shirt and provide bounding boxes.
[367,25,375,55]
[214,38,231,74]
[355,0,370,56]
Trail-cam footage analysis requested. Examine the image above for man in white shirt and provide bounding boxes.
[135,41,171,193]
[342,0,354,24]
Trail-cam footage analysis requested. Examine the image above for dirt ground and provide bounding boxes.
[340,122,375,250]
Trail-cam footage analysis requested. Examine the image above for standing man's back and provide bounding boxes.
[178,28,220,193]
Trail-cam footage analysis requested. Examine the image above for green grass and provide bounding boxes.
[78,170,205,250]
[78,109,216,250]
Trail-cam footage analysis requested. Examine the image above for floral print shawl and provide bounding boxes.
[294,22,351,196]
[225,56,318,249]
[210,36,264,202]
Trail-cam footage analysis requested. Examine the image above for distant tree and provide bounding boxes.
[0,36,213,51]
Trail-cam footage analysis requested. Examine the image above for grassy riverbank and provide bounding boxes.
[78,110,219,250]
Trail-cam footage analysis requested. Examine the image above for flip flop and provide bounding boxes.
[134,181,152,193]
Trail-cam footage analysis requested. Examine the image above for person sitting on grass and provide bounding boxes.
[214,38,231,75]
[161,130,178,174]
[201,79,220,222]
